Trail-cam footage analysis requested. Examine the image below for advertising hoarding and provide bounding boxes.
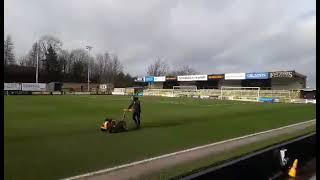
[144,76,154,82]
[270,71,294,78]
[154,76,166,82]
[4,83,22,91]
[177,75,207,81]
[137,92,144,96]
[21,83,47,91]
[259,97,275,103]
[224,73,246,80]
[112,88,125,95]
[245,72,269,79]
[134,77,145,82]
[99,84,107,90]
[165,76,177,81]
[208,74,224,80]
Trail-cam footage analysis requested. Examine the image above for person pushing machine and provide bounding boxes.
[126,96,141,129]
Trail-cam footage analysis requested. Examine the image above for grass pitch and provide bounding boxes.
[4,95,316,180]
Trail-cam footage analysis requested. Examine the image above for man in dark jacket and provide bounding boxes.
[127,96,141,129]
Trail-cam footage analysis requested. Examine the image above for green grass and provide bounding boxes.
[4,95,316,180]
[139,125,316,180]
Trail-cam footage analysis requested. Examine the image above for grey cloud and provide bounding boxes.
[4,0,316,87]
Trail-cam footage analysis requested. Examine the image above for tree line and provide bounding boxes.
[4,34,198,87]
[146,57,198,77]
[4,34,134,87]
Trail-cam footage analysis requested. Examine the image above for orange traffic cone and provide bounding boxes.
[288,159,298,178]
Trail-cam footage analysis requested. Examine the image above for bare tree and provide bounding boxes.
[69,49,88,63]
[94,53,105,83]
[20,42,39,68]
[39,34,63,53]
[4,35,16,65]
[38,35,63,70]
[110,54,123,80]
[18,55,29,66]
[99,52,112,83]
[92,52,124,83]
[58,49,70,74]
[92,54,103,83]
[146,57,169,76]
[69,49,89,81]
[170,65,198,76]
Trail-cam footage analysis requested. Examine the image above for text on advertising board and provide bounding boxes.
[177,75,207,81]
[224,73,246,80]
[208,74,224,79]
[245,72,269,79]
[4,83,22,91]
[21,83,47,91]
[99,84,107,89]
[154,76,166,82]
[166,76,177,81]
[134,77,144,82]
[144,76,154,82]
[259,97,275,103]
[270,71,293,78]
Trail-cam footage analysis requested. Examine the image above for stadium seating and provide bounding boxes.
[143,88,301,103]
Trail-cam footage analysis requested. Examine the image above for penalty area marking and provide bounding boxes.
[62,119,316,180]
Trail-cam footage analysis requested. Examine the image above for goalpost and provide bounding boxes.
[173,86,198,90]
[172,86,198,97]
[220,86,260,102]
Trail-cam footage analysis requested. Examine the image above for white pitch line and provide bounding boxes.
[62,119,316,180]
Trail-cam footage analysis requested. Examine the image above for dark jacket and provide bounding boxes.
[128,99,141,113]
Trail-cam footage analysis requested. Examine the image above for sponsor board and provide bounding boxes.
[112,88,125,95]
[113,88,125,92]
[270,71,293,78]
[291,99,316,104]
[52,91,62,95]
[200,95,210,99]
[4,83,22,91]
[74,92,91,95]
[154,76,166,82]
[134,77,145,82]
[306,99,316,104]
[245,72,269,79]
[99,84,110,92]
[177,75,208,81]
[225,73,246,80]
[166,76,177,81]
[137,92,144,96]
[99,84,107,89]
[208,74,224,80]
[274,98,280,103]
[112,92,125,95]
[258,97,275,103]
[21,83,47,91]
[144,76,154,82]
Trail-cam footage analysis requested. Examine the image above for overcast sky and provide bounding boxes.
[4,0,316,87]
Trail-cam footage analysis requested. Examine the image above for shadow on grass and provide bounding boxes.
[143,121,185,129]
[103,121,185,134]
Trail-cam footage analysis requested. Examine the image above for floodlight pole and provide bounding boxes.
[86,45,93,92]
[36,41,39,83]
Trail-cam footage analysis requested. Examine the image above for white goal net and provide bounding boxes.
[220,86,260,101]
[172,86,198,97]
[173,86,197,90]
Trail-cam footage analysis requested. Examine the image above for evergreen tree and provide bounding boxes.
[45,45,62,82]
